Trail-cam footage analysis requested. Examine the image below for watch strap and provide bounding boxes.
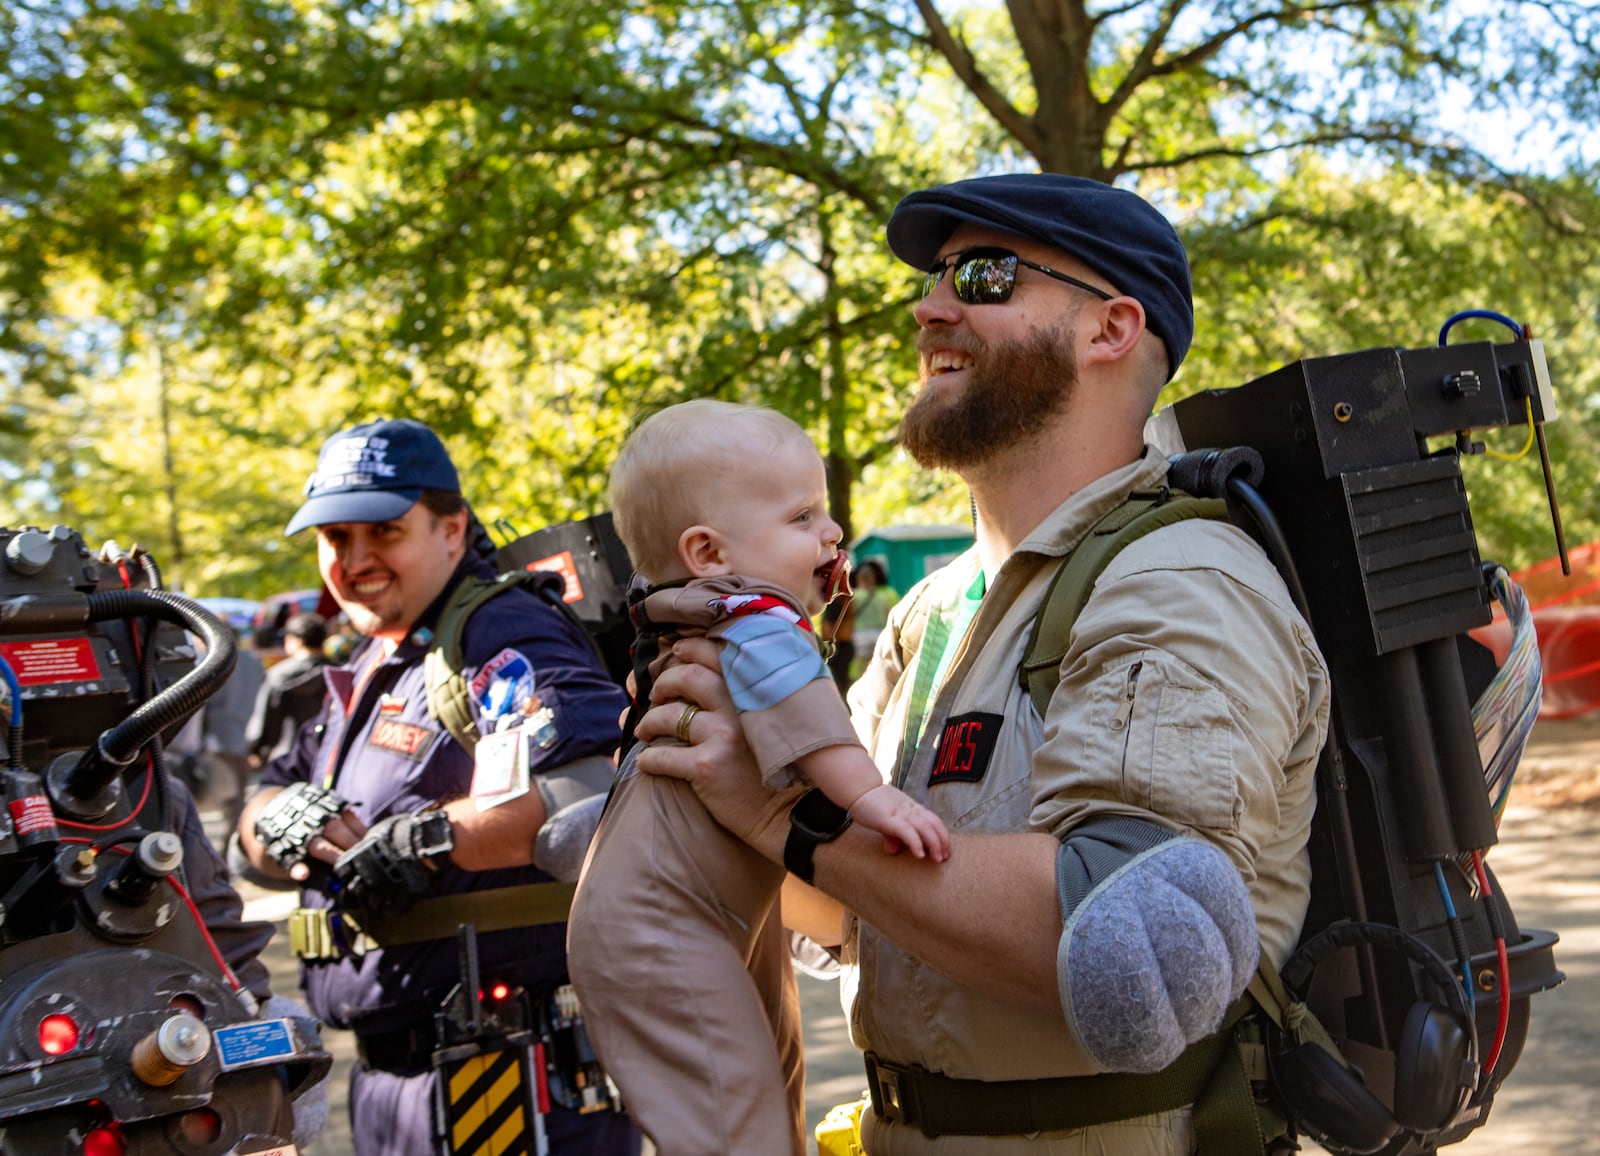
[784,788,852,884]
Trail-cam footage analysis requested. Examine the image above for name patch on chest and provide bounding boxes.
[368,718,437,760]
[928,712,1003,786]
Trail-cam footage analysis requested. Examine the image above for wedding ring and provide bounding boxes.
[675,704,701,744]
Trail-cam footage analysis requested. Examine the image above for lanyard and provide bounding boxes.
[898,570,985,782]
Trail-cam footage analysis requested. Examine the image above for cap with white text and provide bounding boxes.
[285,418,460,536]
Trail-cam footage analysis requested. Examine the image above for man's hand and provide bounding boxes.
[633,637,793,863]
[251,783,366,883]
[331,811,455,915]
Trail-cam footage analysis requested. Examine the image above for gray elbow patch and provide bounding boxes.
[533,753,615,816]
[530,755,616,881]
[1056,825,1258,1073]
[533,793,608,882]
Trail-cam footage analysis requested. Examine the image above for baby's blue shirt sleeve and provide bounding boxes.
[718,615,829,714]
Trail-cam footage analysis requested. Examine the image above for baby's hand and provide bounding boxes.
[850,784,951,863]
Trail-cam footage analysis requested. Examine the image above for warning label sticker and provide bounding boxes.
[0,639,102,686]
[527,552,584,603]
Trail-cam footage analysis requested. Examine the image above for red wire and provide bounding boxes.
[58,839,242,992]
[1471,850,1512,1078]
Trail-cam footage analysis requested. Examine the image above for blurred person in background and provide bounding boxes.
[846,559,898,681]
[246,612,330,766]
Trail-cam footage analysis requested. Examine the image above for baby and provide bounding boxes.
[567,399,948,1156]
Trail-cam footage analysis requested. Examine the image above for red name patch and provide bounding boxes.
[368,718,436,761]
[928,712,1003,786]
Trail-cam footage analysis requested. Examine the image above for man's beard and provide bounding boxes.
[899,322,1078,471]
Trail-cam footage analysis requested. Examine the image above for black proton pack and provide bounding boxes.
[0,528,330,1155]
[1138,315,1564,1153]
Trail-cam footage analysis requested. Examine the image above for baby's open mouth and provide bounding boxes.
[817,553,852,604]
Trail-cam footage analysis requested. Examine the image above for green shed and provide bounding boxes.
[850,524,975,593]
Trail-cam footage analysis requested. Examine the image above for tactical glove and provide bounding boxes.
[253,782,352,880]
[332,811,456,915]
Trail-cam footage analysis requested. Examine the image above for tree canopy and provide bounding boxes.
[3,0,1597,594]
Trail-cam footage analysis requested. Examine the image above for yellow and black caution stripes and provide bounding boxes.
[439,1043,540,1156]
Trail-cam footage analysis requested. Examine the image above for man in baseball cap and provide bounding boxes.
[241,418,640,1156]
[630,173,1327,1156]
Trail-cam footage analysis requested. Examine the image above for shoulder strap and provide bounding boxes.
[1020,489,1229,718]
[424,569,574,752]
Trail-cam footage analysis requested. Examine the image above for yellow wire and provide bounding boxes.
[1483,397,1536,461]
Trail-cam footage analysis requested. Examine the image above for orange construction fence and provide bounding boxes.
[1471,542,1600,719]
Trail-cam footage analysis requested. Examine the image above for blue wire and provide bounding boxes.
[0,654,21,729]
[1433,861,1477,1014]
[1439,310,1525,346]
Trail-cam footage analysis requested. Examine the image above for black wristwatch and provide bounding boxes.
[783,788,853,885]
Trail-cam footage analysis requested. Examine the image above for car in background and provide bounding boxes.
[251,589,327,659]
[195,597,262,637]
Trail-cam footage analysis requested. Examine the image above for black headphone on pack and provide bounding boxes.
[1268,922,1479,1155]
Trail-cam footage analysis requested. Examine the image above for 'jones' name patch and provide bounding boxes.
[928,712,1003,786]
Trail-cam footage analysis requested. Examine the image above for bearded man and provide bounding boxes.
[632,174,1330,1155]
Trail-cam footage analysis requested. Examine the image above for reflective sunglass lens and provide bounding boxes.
[952,256,1017,304]
[922,251,1021,303]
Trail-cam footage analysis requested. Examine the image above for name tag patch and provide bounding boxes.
[928,712,1003,786]
[368,718,436,760]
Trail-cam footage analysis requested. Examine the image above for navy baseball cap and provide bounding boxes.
[887,173,1194,379]
[285,418,461,536]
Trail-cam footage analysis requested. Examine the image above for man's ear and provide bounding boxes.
[678,526,731,578]
[442,509,470,552]
[1081,297,1147,368]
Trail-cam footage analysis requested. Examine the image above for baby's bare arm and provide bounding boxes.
[798,744,950,862]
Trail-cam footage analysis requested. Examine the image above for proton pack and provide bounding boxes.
[0,526,331,1155]
[1135,314,1565,1153]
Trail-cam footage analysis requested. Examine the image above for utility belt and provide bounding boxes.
[288,881,578,961]
[862,1002,1266,1151]
[863,1037,1228,1138]
[355,1017,441,1076]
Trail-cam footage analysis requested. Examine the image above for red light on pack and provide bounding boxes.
[39,1013,79,1055]
[177,1108,223,1144]
[82,1123,126,1156]
[489,982,511,1002]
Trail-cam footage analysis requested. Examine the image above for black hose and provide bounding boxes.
[60,590,236,800]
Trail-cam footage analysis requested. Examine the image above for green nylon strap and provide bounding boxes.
[1020,490,1229,718]
[357,880,579,947]
[1192,1018,1268,1156]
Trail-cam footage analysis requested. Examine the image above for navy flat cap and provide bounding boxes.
[887,173,1193,379]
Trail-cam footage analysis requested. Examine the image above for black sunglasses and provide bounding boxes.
[922,247,1114,306]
